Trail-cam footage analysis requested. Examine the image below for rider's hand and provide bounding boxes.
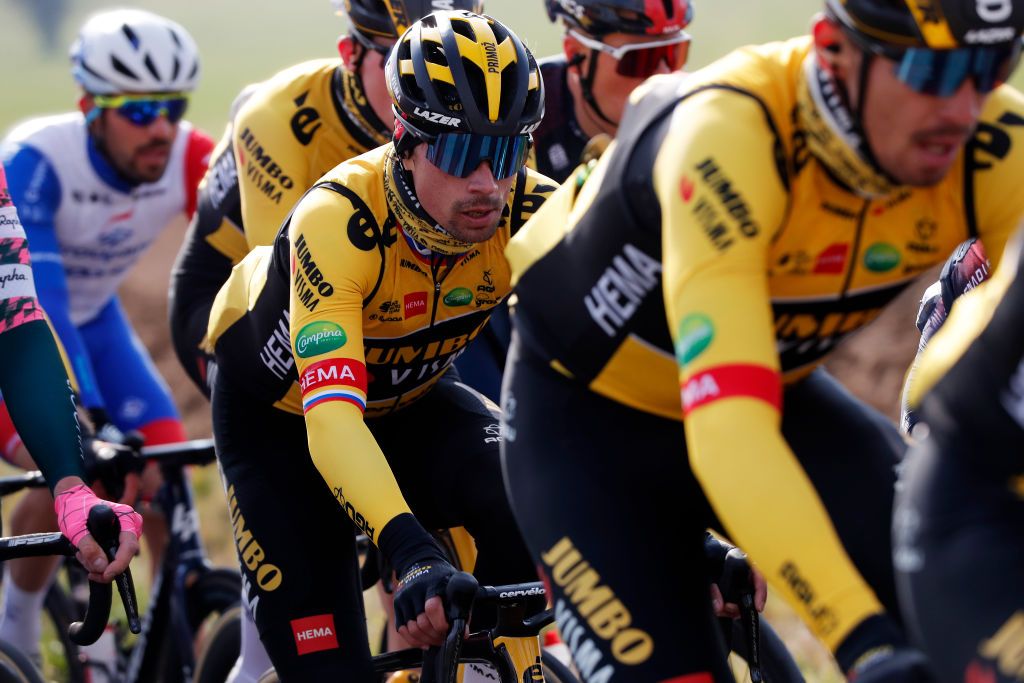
[846,646,935,683]
[82,436,143,504]
[53,477,142,583]
[916,238,990,342]
[710,564,767,617]
[393,559,457,649]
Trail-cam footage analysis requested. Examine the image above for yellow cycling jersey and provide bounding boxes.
[508,36,1024,651]
[207,144,555,539]
[510,36,1024,422]
[189,59,392,270]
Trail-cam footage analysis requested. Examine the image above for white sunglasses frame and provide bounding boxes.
[567,28,692,62]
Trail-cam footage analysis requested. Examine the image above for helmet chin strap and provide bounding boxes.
[574,50,620,129]
[849,50,889,177]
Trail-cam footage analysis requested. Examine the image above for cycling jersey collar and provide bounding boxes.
[383,151,476,256]
[87,133,138,193]
[333,67,391,149]
[796,55,898,198]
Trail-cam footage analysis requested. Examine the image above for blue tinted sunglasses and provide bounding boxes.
[88,93,189,126]
[424,132,531,180]
[891,41,1022,97]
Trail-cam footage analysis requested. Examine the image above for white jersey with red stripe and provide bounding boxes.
[2,113,210,325]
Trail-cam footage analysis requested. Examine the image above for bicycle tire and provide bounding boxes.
[42,578,87,683]
[0,639,46,683]
[193,605,242,683]
[158,567,242,682]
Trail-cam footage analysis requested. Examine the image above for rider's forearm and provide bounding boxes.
[0,320,85,490]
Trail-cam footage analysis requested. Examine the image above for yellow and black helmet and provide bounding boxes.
[385,10,545,139]
[332,0,483,41]
[826,0,1024,49]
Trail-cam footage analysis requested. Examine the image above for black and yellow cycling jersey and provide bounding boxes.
[894,231,1024,683]
[208,144,554,537]
[169,58,392,392]
[511,36,1024,421]
[529,55,592,183]
[507,36,1024,651]
[196,58,391,267]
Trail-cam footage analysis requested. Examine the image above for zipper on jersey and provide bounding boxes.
[428,254,454,327]
[840,199,872,298]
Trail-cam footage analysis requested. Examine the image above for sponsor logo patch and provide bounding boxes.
[300,358,368,413]
[404,291,428,318]
[291,614,339,655]
[681,364,781,415]
[863,242,901,273]
[675,314,714,366]
[443,287,473,307]
[813,243,849,275]
[295,321,347,358]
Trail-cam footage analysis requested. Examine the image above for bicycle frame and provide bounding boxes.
[117,453,213,683]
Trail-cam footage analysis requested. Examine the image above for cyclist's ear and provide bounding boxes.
[337,34,357,70]
[563,34,588,71]
[812,14,846,72]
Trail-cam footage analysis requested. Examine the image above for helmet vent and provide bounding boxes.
[451,18,476,40]
[424,40,448,66]
[143,53,162,82]
[168,28,183,49]
[110,55,140,81]
[121,24,141,49]
[171,56,181,81]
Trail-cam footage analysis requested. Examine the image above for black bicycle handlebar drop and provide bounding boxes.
[67,505,141,645]
[719,548,763,683]
[430,572,478,683]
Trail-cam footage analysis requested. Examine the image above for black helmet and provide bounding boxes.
[825,0,1024,48]
[332,0,483,40]
[545,0,693,37]
[386,10,544,138]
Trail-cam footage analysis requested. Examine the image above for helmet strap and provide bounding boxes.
[575,49,619,128]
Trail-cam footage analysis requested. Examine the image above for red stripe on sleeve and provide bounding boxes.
[681,363,781,416]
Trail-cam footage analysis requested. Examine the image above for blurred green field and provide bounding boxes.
[0,0,825,134]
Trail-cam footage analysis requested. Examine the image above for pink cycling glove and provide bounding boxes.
[54,484,143,546]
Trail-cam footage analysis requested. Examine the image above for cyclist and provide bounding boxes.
[0,7,211,661]
[205,11,553,681]
[454,0,693,400]
[168,0,481,398]
[533,0,693,182]
[895,228,1024,683]
[502,0,1024,680]
[0,160,142,585]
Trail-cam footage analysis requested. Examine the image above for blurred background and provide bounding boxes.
[0,1,955,679]
[1,0,826,133]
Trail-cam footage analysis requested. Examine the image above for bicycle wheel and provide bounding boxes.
[540,649,578,683]
[0,639,46,683]
[158,567,242,681]
[42,579,87,683]
[193,605,242,683]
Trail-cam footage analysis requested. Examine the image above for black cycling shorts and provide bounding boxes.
[896,430,1024,683]
[212,369,535,681]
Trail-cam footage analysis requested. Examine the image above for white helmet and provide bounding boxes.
[70,9,200,95]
